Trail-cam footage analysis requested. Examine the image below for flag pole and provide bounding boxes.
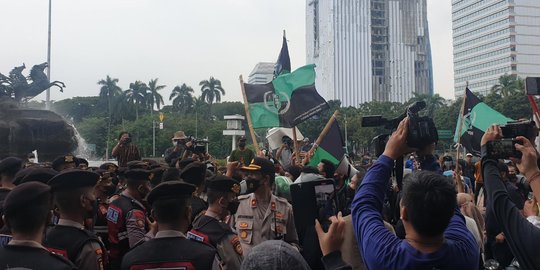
[309,110,339,154]
[239,75,261,154]
[292,126,300,165]
[455,82,469,173]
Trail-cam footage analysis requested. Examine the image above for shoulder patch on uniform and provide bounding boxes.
[231,236,243,256]
[106,207,120,224]
[187,230,210,245]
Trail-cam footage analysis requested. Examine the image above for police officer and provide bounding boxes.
[44,169,107,270]
[0,182,76,269]
[0,157,22,229]
[52,154,78,172]
[180,161,208,222]
[233,157,299,256]
[94,169,118,249]
[121,181,219,270]
[189,175,243,269]
[107,169,151,269]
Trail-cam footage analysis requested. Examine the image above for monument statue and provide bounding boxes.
[0,63,76,161]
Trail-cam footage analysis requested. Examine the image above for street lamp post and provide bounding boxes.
[46,0,52,110]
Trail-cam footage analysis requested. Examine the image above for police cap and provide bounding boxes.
[206,175,240,195]
[146,180,196,206]
[180,161,206,186]
[0,157,23,174]
[240,157,275,175]
[125,169,151,183]
[51,154,77,171]
[48,169,99,192]
[3,182,51,216]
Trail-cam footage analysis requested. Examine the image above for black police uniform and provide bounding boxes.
[121,181,217,270]
[44,169,108,270]
[0,181,76,270]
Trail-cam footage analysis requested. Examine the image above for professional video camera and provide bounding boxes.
[187,136,209,154]
[486,120,537,159]
[361,101,439,156]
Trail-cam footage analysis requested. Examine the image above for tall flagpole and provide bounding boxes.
[455,82,469,172]
[239,75,261,154]
[46,0,52,110]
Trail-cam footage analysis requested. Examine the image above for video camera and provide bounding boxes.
[361,101,439,156]
[187,136,209,154]
[486,120,537,159]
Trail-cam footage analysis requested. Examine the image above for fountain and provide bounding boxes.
[0,63,77,161]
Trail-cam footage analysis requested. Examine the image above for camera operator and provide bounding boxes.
[164,131,192,166]
[481,125,540,269]
[112,132,141,167]
[352,118,479,269]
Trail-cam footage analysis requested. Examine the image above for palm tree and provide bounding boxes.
[125,81,148,120]
[408,92,446,116]
[146,78,165,115]
[169,83,194,112]
[199,77,225,105]
[491,74,524,98]
[111,91,133,122]
[97,75,122,118]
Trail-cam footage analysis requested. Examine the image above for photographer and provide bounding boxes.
[112,132,141,167]
[164,131,192,166]
[481,125,540,269]
[352,118,479,269]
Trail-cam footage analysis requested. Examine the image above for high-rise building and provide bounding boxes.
[247,62,275,84]
[452,0,540,97]
[306,0,433,107]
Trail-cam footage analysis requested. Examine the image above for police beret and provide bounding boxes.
[149,167,166,186]
[162,168,181,182]
[76,158,89,166]
[125,169,151,183]
[48,169,99,192]
[146,180,195,206]
[3,182,51,215]
[180,161,206,186]
[206,176,240,194]
[127,161,149,170]
[0,157,23,174]
[240,157,275,175]
[17,168,58,185]
[13,167,34,185]
[51,154,77,171]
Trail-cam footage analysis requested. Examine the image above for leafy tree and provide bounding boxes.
[169,83,194,113]
[52,96,103,123]
[490,74,523,98]
[407,92,446,116]
[125,81,148,120]
[146,78,165,114]
[97,76,122,120]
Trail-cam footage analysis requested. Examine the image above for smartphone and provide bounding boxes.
[314,181,337,231]
[486,139,522,159]
[526,77,540,95]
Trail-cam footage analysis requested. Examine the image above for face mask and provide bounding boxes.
[103,185,117,197]
[227,199,240,215]
[240,178,261,194]
[238,142,246,148]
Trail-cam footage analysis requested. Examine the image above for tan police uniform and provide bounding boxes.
[233,192,299,256]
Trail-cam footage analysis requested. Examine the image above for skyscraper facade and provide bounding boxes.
[452,0,540,97]
[306,0,433,107]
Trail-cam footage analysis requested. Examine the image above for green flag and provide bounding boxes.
[453,88,512,156]
[309,120,345,166]
[244,64,329,128]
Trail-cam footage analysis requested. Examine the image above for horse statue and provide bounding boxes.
[16,62,65,102]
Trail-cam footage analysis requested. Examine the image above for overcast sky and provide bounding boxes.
[0,0,455,105]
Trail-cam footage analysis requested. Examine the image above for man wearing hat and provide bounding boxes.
[107,169,152,269]
[44,169,107,270]
[228,135,254,167]
[180,161,209,223]
[121,181,218,270]
[0,182,76,269]
[233,157,299,256]
[164,130,192,166]
[189,176,244,269]
[52,154,78,172]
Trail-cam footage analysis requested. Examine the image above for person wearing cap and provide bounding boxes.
[94,169,118,250]
[463,153,476,191]
[121,181,219,270]
[112,131,141,167]
[0,157,23,226]
[233,157,299,256]
[189,176,244,269]
[77,158,90,170]
[229,135,255,167]
[0,182,76,269]
[180,161,209,223]
[52,154,78,172]
[164,130,193,166]
[44,169,107,270]
[107,169,152,269]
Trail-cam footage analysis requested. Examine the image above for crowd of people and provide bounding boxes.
[0,122,538,269]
